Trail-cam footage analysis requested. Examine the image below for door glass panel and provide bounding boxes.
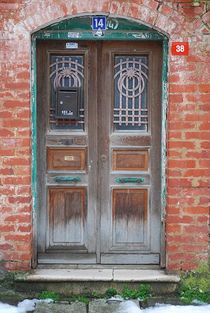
[113,56,148,131]
[49,55,84,130]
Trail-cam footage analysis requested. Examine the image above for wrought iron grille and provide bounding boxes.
[114,56,148,131]
[49,55,84,130]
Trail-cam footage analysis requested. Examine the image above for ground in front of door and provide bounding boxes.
[1,299,210,313]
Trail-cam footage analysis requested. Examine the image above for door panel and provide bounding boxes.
[37,41,98,263]
[99,41,162,264]
[37,40,162,265]
[112,189,148,246]
[47,148,86,171]
[49,187,86,247]
[112,149,148,171]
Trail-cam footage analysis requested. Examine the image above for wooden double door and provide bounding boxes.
[37,40,162,265]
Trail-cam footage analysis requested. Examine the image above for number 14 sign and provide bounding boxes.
[92,16,107,30]
[171,42,189,56]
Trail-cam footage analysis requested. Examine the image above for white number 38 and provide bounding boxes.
[176,45,185,53]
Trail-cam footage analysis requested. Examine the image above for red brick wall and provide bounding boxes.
[0,0,209,271]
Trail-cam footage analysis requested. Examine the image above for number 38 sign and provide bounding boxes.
[171,42,189,56]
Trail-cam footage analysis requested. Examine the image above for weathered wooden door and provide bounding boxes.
[37,40,162,265]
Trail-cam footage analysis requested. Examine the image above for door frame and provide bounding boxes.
[31,14,169,268]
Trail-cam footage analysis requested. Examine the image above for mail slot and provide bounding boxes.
[56,87,80,120]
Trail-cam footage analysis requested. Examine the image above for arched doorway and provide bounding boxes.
[33,15,167,266]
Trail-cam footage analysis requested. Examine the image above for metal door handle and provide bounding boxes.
[115,177,144,184]
[54,176,81,183]
[100,154,107,162]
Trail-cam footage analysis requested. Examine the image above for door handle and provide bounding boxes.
[100,154,107,162]
[54,176,81,183]
[115,177,144,184]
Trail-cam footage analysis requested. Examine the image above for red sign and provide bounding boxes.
[171,42,189,56]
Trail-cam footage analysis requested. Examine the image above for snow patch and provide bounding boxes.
[118,301,210,313]
[143,303,210,313]
[118,301,141,313]
[0,299,53,313]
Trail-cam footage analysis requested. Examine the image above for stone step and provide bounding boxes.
[15,269,180,297]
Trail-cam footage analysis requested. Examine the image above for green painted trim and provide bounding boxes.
[34,30,164,41]
[31,36,38,267]
[31,36,37,216]
[54,176,81,183]
[115,177,144,184]
[161,39,169,221]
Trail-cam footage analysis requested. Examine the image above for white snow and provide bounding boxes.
[0,299,53,313]
[118,301,210,313]
[1,299,210,313]
[142,303,210,313]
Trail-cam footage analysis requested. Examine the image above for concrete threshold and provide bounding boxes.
[16,269,180,283]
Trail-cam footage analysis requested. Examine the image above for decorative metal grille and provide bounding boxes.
[49,55,84,130]
[114,56,148,131]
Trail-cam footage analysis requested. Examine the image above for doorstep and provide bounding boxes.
[15,269,180,283]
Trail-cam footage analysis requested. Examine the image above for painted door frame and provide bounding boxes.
[31,14,168,268]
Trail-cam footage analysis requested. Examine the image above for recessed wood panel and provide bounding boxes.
[47,148,86,171]
[49,187,86,247]
[112,149,148,171]
[112,189,148,245]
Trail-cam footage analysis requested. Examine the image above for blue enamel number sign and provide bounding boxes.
[92,16,107,30]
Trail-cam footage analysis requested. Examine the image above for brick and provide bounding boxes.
[3,119,30,128]
[0,128,15,137]
[169,84,197,93]
[167,215,193,224]
[168,141,195,149]
[183,207,209,214]
[201,141,210,149]
[4,82,30,90]
[8,196,31,204]
[3,157,30,166]
[199,122,210,130]
[185,132,210,140]
[183,225,209,234]
[184,169,210,177]
[0,225,15,232]
[169,121,195,130]
[5,214,31,223]
[200,94,210,103]
[166,224,182,233]
[3,100,28,108]
[199,84,210,93]
[169,94,184,103]
[16,72,30,80]
[5,234,31,242]
[0,243,14,251]
[168,159,196,168]
[199,160,210,168]
[17,225,31,232]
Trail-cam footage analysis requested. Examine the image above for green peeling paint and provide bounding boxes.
[31,36,37,216]
[36,30,164,41]
[31,15,169,266]
[161,39,169,219]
